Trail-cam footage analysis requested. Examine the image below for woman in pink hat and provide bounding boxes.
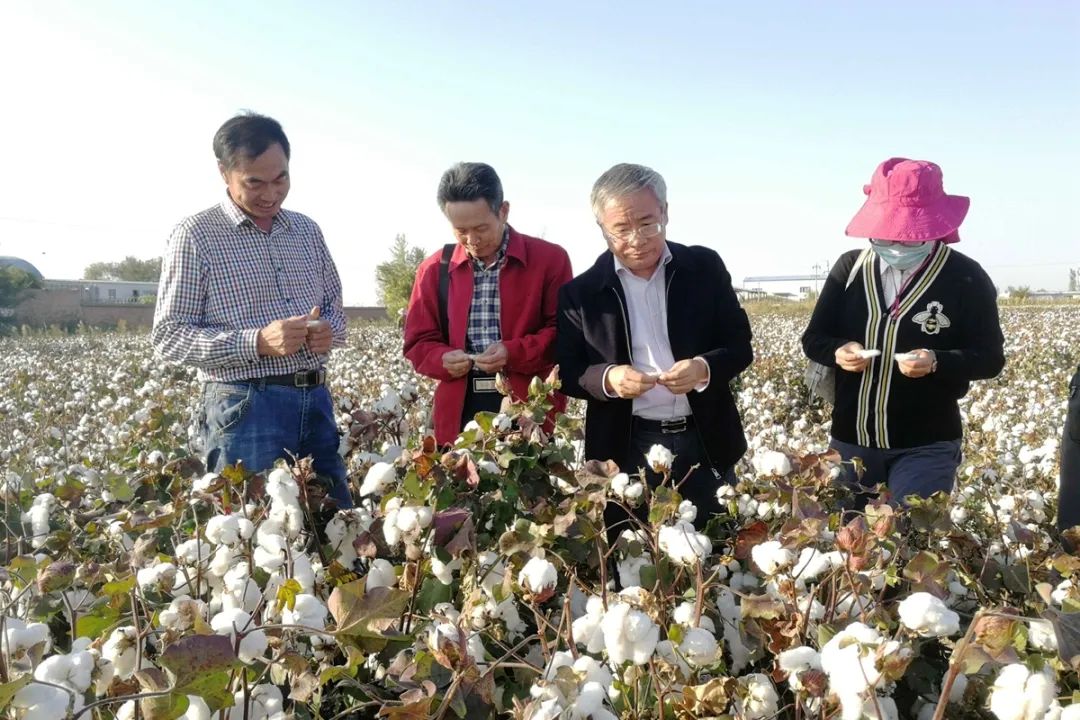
[801,157,1005,506]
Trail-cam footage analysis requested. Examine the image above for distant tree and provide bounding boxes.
[375,234,427,318]
[1070,268,1078,292]
[84,256,162,282]
[0,266,43,308]
[1007,285,1031,301]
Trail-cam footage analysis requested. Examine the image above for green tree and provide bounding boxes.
[84,256,162,281]
[375,234,427,318]
[0,266,42,308]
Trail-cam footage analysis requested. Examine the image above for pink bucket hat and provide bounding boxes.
[845,158,969,244]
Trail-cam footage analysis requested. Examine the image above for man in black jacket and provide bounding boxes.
[557,163,753,532]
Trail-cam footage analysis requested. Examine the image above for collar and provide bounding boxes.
[613,241,673,281]
[219,192,291,232]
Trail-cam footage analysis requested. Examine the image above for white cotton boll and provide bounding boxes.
[289,553,316,593]
[617,554,648,588]
[751,540,795,576]
[751,450,793,477]
[672,602,715,632]
[233,684,283,720]
[211,609,268,664]
[679,627,719,666]
[359,462,396,497]
[677,500,698,523]
[646,444,674,472]
[737,673,780,720]
[137,561,179,595]
[252,532,287,572]
[572,597,606,654]
[658,521,712,566]
[716,484,737,503]
[22,493,56,549]
[792,547,834,585]
[175,539,212,565]
[490,598,527,637]
[1028,620,1059,653]
[281,594,327,632]
[1058,704,1080,720]
[11,683,71,718]
[101,627,139,679]
[861,695,899,720]
[179,695,211,720]
[477,552,506,599]
[365,559,397,591]
[569,681,608,718]
[778,646,821,673]
[897,592,961,637]
[431,554,462,585]
[717,587,751,674]
[209,545,243,578]
[205,515,249,546]
[600,602,659,666]
[159,596,207,631]
[518,557,558,595]
[655,639,691,678]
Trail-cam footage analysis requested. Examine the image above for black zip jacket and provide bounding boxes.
[802,244,1005,449]
[557,242,753,473]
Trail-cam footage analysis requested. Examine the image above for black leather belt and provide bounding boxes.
[256,369,326,388]
[633,415,695,434]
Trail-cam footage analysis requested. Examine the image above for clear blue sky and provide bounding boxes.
[1,1,1077,302]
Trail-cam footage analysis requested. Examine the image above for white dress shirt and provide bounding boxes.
[880,262,913,306]
[602,243,709,419]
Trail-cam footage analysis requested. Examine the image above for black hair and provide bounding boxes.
[436,162,504,215]
[213,112,291,169]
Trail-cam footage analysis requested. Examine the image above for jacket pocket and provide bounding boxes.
[206,383,254,434]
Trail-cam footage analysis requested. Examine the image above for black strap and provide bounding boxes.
[438,243,455,344]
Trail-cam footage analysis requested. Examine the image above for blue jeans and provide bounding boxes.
[830,437,961,507]
[201,381,353,508]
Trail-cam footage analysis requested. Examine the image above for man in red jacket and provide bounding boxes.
[404,162,573,445]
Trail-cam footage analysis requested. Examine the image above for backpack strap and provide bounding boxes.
[438,243,455,344]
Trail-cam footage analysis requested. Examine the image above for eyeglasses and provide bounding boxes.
[603,223,664,242]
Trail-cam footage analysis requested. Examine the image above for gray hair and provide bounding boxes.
[590,163,667,219]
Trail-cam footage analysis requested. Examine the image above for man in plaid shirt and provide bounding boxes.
[152,113,352,507]
[404,163,573,444]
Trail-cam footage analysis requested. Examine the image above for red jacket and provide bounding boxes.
[404,228,573,445]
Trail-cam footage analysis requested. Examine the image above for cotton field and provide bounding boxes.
[0,306,1077,720]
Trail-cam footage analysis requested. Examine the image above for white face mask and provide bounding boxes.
[870,240,933,270]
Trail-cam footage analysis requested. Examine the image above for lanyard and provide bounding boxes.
[887,249,934,319]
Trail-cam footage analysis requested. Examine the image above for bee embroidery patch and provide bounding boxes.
[913,301,951,335]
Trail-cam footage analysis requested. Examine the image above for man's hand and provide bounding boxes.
[442,350,473,378]
[305,306,333,355]
[835,342,870,373]
[473,342,508,373]
[605,365,657,399]
[657,358,709,395]
[257,315,309,357]
[896,349,936,378]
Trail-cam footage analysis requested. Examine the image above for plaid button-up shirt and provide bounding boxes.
[465,229,509,355]
[151,195,347,383]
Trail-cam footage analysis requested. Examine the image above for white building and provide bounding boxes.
[45,279,158,304]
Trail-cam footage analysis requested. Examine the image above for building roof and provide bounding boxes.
[0,256,44,280]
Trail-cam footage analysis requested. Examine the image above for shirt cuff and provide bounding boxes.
[601,364,619,398]
[239,328,261,364]
[692,356,711,392]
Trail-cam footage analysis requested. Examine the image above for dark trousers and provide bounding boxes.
[604,418,735,545]
[1058,367,1080,540]
[830,437,962,508]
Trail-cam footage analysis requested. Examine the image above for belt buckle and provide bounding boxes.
[473,377,497,393]
[294,370,315,388]
[660,418,687,434]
